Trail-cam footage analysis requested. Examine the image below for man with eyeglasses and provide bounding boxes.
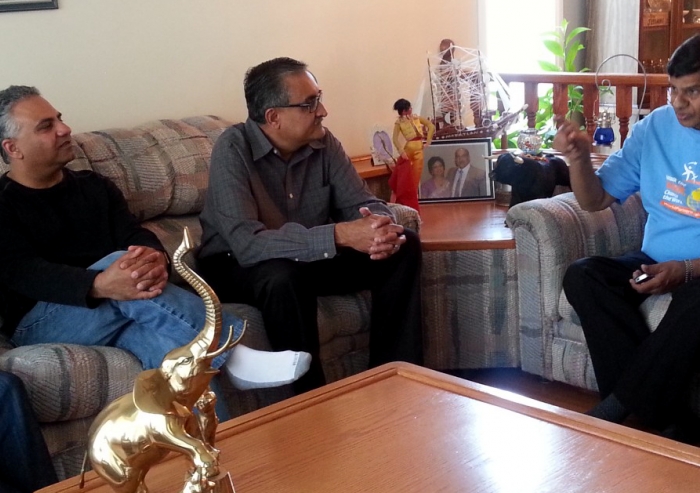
[553,34,700,443]
[197,57,424,393]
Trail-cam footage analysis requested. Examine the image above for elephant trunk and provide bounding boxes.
[172,227,221,357]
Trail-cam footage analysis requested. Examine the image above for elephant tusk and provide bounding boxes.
[205,320,247,360]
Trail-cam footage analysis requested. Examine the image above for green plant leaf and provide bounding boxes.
[543,39,565,58]
[538,60,561,72]
[565,44,584,71]
[565,26,590,47]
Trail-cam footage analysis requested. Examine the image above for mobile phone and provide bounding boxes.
[634,273,654,284]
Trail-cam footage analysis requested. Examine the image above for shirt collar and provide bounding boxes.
[244,118,326,164]
[244,118,275,162]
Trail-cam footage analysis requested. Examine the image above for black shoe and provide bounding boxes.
[585,393,629,424]
[660,417,700,445]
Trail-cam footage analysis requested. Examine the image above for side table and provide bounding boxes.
[352,156,521,370]
[419,201,519,370]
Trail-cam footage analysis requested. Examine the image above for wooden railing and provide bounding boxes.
[498,72,671,149]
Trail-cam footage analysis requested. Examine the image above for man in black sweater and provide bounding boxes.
[0,86,311,422]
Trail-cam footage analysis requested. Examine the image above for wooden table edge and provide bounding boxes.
[217,362,700,466]
[49,362,700,492]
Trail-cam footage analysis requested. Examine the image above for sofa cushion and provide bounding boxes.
[142,215,202,262]
[72,116,232,221]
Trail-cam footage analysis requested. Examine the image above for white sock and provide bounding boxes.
[224,344,312,391]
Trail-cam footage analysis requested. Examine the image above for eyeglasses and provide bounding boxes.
[276,92,323,113]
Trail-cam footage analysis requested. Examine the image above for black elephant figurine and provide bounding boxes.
[490,152,571,208]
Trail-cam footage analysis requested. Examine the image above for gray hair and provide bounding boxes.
[244,57,308,124]
[0,85,40,164]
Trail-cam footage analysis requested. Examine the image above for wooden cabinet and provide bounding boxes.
[639,0,700,73]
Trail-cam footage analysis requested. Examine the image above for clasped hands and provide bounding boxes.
[335,207,406,260]
[91,246,169,301]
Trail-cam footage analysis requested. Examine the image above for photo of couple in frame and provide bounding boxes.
[418,138,494,203]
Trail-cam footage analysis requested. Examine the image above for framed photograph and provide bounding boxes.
[419,138,493,202]
[369,125,396,167]
[0,0,57,12]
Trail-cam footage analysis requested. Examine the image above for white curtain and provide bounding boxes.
[586,0,640,73]
[587,0,643,150]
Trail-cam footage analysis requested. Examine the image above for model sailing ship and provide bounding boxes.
[428,43,524,140]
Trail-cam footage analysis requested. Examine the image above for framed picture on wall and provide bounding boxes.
[0,0,57,12]
[419,138,493,202]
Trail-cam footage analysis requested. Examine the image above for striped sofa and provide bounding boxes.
[0,116,420,480]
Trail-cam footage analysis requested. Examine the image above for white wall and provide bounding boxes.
[0,0,477,155]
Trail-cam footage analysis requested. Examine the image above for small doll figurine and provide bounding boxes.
[392,98,435,190]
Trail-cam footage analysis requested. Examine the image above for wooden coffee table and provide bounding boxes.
[41,362,700,492]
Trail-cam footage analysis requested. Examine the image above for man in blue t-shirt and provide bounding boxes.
[554,34,700,443]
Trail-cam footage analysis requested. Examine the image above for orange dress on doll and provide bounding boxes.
[392,114,435,189]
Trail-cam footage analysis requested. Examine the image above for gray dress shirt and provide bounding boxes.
[198,119,393,267]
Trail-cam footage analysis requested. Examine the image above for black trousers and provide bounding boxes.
[563,252,700,427]
[198,229,424,393]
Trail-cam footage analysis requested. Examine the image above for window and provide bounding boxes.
[478,0,563,73]
[477,0,564,119]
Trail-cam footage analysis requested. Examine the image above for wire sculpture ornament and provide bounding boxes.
[427,43,522,140]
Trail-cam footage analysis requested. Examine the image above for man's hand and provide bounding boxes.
[552,115,615,212]
[360,207,406,260]
[90,252,164,301]
[630,261,685,295]
[334,207,405,260]
[118,245,169,293]
[553,116,591,163]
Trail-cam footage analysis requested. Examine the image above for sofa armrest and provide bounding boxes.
[0,344,142,422]
[387,203,421,234]
[505,192,646,378]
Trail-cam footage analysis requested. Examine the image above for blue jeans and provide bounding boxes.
[0,371,58,493]
[11,252,245,418]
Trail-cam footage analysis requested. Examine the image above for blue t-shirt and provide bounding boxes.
[596,105,700,262]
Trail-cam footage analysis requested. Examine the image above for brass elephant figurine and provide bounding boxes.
[80,227,242,493]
